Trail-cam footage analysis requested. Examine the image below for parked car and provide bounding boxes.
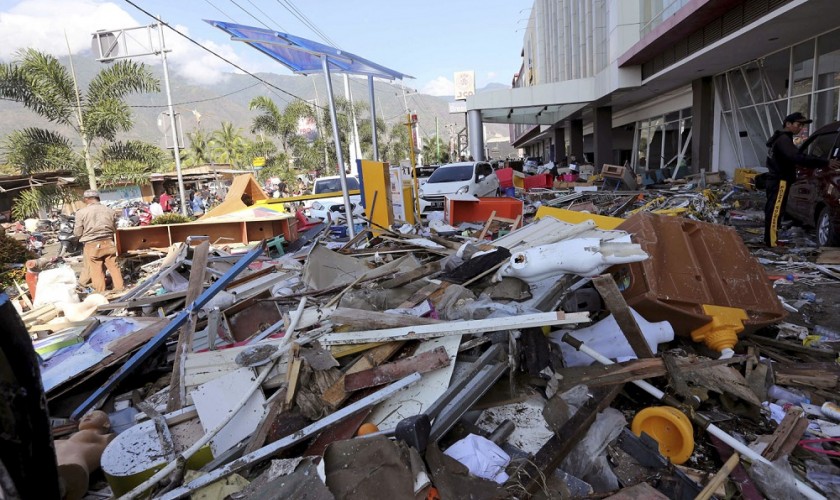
[785,120,840,246]
[307,175,363,222]
[417,161,500,216]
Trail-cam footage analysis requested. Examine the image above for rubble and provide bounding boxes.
[3,173,840,499]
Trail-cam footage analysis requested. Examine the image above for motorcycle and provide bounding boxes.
[25,232,46,256]
[57,215,81,257]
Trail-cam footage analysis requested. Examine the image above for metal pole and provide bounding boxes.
[321,56,356,237]
[158,19,188,216]
[368,75,379,161]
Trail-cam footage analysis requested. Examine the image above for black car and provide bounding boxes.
[785,120,840,246]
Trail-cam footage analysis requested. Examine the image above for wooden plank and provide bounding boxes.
[344,347,450,391]
[96,289,192,310]
[327,307,443,330]
[168,240,210,412]
[554,355,746,391]
[592,274,654,358]
[477,210,497,241]
[508,384,623,495]
[320,311,590,345]
[695,452,740,500]
[380,261,442,289]
[761,409,809,461]
[283,346,303,411]
[397,281,446,309]
[320,342,403,408]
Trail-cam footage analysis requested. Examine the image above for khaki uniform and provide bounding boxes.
[74,202,124,292]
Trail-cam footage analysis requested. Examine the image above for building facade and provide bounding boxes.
[467,0,840,179]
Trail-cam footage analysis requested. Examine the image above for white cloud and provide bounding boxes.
[421,76,454,96]
[0,0,252,85]
[0,0,138,61]
[486,71,497,79]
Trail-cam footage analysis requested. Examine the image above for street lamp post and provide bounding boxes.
[92,19,188,215]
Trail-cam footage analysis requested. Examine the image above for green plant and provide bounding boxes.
[0,233,33,263]
[10,186,76,221]
[0,233,33,293]
[150,213,192,225]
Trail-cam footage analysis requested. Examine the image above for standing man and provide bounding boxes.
[764,112,840,247]
[73,190,124,292]
[159,190,172,212]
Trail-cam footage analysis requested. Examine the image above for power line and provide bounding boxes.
[275,0,340,48]
[228,0,272,30]
[128,82,262,108]
[202,0,236,22]
[121,0,322,112]
[244,0,288,32]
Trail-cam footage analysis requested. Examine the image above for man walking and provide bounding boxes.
[764,112,840,247]
[73,190,124,292]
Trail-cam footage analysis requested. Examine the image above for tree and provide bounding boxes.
[381,122,410,165]
[97,141,167,187]
[422,135,450,165]
[183,129,213,167]
[210,122,247,167]
[0,49,159,188]
[250,97,314,153]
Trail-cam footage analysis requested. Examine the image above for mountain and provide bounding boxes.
[0,53,511,153]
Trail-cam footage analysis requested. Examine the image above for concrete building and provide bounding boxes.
[467,0,840,179]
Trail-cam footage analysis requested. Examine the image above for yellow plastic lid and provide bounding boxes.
[631,406,695,465]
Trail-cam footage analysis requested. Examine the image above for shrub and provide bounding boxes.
[150,213,192,225]
[0,233,34,264]
[0,234,34,292]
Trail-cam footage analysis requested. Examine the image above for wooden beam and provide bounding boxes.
[168,240,210,412]
[592,274,654,358]
[553,355,746,391]
[327,307,443,330]
[509,384,623,495]
[320,311,590,345]
[344,347,450,391]
[380,261,442,289]
[321,342,403,408]
[761,409,809,461]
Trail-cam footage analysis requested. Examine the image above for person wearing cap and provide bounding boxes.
[764,112,840,247]
[73,190,124,292]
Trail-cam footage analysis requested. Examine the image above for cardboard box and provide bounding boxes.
[601,164,637,190]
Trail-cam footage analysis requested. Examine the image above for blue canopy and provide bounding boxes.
[205,20,412,80]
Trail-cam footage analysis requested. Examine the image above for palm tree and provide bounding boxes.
[250,97,315,154]
[97,141,167,187]
[0,49,159,188]
[210,122,247,167]
[422,135,450,165]
[184,129,213,167]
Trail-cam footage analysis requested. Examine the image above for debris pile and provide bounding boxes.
[4,175,840,500]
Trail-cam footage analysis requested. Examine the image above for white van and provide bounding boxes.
[417,162,500,215]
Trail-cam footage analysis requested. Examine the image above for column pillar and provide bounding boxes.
[594,106,613,169]
[692,76,714,175]
[569,119,584,161]
[553,127,566,162]
[467,109,485,161]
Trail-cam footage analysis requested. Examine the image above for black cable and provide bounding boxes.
[202,0,236,21]
[128,82,261,107]
[244,0,288,32]
[228,0,273,30]
[121,0,330,113]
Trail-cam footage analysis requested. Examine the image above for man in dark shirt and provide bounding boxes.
[764,112,840,247]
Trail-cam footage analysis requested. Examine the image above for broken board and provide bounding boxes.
[190,367,268,457]
[366,335,461,430]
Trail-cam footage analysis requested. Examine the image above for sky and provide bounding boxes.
[0,0,533,95]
